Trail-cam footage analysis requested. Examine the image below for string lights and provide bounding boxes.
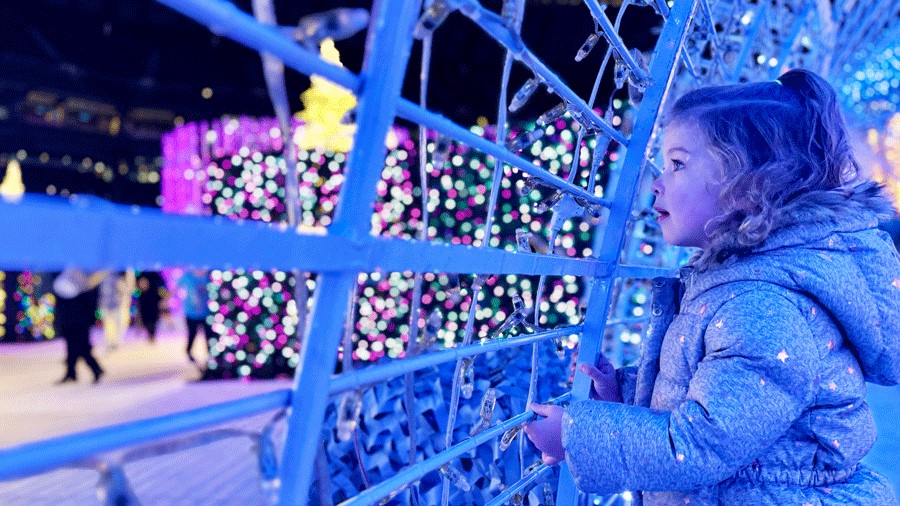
[166,109,660,377]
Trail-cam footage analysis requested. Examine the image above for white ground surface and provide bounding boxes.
[0,326,897,504]
[0,327,290,505]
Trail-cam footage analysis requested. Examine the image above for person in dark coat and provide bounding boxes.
[53,268,105,384]
[177,269,212,364]
[136,271,166,342]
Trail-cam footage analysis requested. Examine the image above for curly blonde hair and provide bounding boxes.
[667,69,867,270]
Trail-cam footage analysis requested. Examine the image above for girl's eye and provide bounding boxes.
[670,159,685,172]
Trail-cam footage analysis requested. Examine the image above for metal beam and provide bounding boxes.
[555,0,696,503]
[276,0,423,503]
[0,389,290,481]
[328,326,581,394]
[0,196,606,277]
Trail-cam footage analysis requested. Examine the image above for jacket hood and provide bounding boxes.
[683,183,900,385]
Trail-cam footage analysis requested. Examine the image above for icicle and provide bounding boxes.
[291,8,369,48]
[515,229,534,253]
[439,463,471,491]
[414,1,453,39]
[542,482,556,505]
[432,135,452,170]
[582,202,604,220]
[420,308,443,350]
[577,297,589,321]
[534,191,562,214]
[588,132,613,194]
[575,33,600,62]
[614,56,628,89]
[555,337,567,359]
[519,177,539,196]
[565,102,594,133]
[490,294,529,339]
[500,0,521,28]
[506,128,545,153]
[509,78,540,112]
[447,273,462,304]
[537,102,567,126]
[512,293,525,314]
[592,134,612,172]
[469,387,497,436]
[479,388,497,422]
[336,390,362,442]
[627,48,651,107]
[460,357,475,399]
[499,424,522,451]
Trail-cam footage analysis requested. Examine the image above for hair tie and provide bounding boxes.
[773,79,783,86]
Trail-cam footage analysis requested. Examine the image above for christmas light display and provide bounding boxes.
[166,105,666,379]
[13,272,56,340]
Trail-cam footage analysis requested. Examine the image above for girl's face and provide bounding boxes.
[651,121,724,249]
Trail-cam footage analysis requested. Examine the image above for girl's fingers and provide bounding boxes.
[579,363,612,380]
[595,354,615,374]
[530,403,552,417]
[579,363,601,380]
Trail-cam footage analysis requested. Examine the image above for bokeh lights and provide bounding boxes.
[164,105,667,378]
[838,44,900,126]
[866,112,900,210]
[204,269,300,379]
[13,272,56,340]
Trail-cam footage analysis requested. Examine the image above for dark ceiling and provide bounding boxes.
[0,0,657,205]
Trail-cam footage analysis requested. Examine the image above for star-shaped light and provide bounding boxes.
[776,349,789,363]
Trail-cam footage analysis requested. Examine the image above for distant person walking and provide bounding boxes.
[98,270,135,351]
[177,269,212,364]
[136,271,166,343]
[53,268,105,384]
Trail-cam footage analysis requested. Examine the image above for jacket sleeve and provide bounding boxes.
[616,366,638,405]
[561,290,817,494]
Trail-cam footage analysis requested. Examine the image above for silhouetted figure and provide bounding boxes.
[53,269,105,384]
[177,269,212,364]
[136,271,165,342]
[98,270,135,351]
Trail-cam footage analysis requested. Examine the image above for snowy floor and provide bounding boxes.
[0,327,897,504]
[0,327,290,505]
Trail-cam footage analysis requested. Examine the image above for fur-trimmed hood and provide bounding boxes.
[683,182,900,385]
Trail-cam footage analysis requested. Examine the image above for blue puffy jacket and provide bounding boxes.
[562,185,900,505]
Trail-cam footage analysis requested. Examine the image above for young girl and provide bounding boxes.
[525,69,900,505]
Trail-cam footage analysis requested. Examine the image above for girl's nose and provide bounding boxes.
[650,176,662,196]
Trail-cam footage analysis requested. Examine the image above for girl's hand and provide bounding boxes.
[523,403,565,465]
[580,355,623,402]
